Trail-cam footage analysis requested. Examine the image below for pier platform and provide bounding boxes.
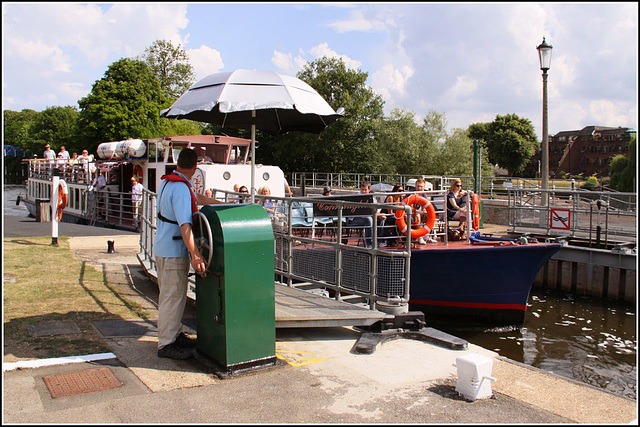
[3,218,636,423]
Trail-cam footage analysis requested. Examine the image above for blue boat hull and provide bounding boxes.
[408,243,562,324]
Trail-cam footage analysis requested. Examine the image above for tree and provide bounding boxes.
[76,58,173,152]
[3,109,38,154]
[469,114,538,176]
[610,135,636,192]
[139,40,195,99]
[259,57,385,173]
[370,108,429,175]
[30,106,80,154]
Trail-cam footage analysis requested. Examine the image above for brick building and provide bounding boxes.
[525,126,636,178]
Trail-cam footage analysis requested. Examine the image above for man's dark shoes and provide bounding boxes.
[157,342,193,360]
[175,332,197,348]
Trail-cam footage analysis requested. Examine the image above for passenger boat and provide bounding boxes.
[18,135,286,231]
[406,235,561,324]
[272,192,562,325]
[19,136,560,325]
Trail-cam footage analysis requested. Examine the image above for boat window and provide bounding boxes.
[230,145,248,164]
[157,141,166,162]
[171,145,184,163]
[147,168,156,192]
[211,146,227,163]
[148,143,157,163]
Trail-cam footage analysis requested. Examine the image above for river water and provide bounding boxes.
[430,289,636,400]
[3,184,637,400]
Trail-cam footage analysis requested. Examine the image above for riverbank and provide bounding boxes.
[2,219,637,422]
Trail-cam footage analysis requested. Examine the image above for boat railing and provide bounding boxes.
[137,186,459,309]
[26,158,97,185]
[211,188,451,310]
[139,188,158,273]
[508,187,637,242]
[84,188,140,230]
[288,171,600,201]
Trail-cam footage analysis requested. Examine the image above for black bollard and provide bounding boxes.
[107,239,115,254]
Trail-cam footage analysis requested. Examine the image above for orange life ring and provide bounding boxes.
[56,179,68,222]
[472,193,480,231]
[395,194,436,238]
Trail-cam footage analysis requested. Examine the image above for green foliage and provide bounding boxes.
[370,108,432,175]
[30,106,80,154]
[3,109,38,154]
[76,58,173,152]
[581,175,600,191]
[609,135,636,192]
[470,114,538,176]
[139,39,195,99]
[259,57,385,173]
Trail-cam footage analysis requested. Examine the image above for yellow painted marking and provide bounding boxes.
[286,358,329,367]
[275,348,329,367]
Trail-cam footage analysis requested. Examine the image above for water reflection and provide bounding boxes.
[430,288,636,400]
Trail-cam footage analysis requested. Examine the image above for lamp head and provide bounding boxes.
[537,36,553,71]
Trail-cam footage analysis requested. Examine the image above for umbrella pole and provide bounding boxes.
[251,110,256,204]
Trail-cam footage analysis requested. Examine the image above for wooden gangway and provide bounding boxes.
[274,284,391,328]
[138,256,391,329]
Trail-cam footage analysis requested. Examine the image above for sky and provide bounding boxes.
[2,2,638,139]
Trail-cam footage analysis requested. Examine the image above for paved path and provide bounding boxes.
[3,215,636,423]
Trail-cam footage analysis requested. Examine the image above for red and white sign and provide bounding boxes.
[549,208,571,231]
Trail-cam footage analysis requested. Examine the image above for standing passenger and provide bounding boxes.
[43,144,56,163]
[131,176,144,229]
[154,148,223,360]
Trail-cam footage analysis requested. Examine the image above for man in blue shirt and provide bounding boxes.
[155,148,223,360]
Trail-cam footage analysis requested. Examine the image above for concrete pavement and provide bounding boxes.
[3,217,637,423]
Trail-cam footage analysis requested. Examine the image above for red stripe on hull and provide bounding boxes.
[411,299,527,311]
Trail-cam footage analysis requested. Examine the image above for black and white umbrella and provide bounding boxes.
[160,69,343,201]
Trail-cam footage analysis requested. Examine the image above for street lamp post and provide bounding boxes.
[537,36,553,209]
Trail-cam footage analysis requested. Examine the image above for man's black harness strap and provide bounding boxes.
[157,180,186,240]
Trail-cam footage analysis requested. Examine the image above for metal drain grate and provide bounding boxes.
[43,367,122,398]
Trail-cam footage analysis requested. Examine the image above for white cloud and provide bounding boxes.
[309,42,361,70]
[4,37,72,74]
[589,100,634,128]
[3,3,191,110]
[441,75,479,104]
[187,45,224,80]
[271,50,307,75]
[327,8,388,33]
[370,64,414,100]
[56,81,89,104]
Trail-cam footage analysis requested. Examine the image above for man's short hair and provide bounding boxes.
[360,180,371,189]
[415,178,426,185]
[177,148,198,169]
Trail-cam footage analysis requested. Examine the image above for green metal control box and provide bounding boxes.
[194,204,276,372]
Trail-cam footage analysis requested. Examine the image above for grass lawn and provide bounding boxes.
[3,236,150,361]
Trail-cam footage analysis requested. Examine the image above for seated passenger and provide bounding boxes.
[238,185,249,203]
[447,178,468,231]
[383,184,405,247]
[258,186,276,215]
[413,178,437,244]
[346,181,386,248]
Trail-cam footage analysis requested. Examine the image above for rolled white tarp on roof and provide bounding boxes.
[96,139,146,159]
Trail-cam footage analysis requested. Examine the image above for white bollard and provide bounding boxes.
[454,353,496,401]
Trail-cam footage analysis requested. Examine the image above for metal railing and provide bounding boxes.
[137,187,457,309]
[84,189,141,229]
[288,171,624,201]
[26,159,99,185]
[507,188,637,241]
